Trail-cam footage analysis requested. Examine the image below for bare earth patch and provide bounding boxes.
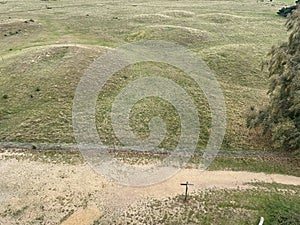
[0,152,299,224]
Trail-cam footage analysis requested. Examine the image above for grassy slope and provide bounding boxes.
[0,0,294,151]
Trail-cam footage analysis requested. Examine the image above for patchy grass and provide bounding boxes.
[0,148,84,165]
[1,148,298,176]
[96,61,211,150]
[207,156,300,177]
[0,0,295,152]
[99,183,300,224]
[0,46,103,143]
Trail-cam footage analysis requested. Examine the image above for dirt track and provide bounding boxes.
[0,157,299,224]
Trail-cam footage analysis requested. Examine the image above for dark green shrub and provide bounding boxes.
[263,196,300,225]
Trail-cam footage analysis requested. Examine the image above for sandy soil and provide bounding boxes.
[0,158,299,225]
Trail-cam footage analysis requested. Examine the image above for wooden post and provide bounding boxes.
[180,181,194,201]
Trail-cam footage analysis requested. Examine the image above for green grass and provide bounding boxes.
[207,156,300,177]
[1,2,299,223]
[99,183,300,224]
[278,0,297,5]
[0,0,294,151]
[96,62,211,150]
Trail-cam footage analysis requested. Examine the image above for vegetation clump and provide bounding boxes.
[2,94,8,99]
[248,9,300,153]
[277,0,299,17]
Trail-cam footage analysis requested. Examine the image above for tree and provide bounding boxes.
[247,9,300,153]
[277,0,299,17]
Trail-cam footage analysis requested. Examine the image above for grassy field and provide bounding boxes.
[0,0,295,152]
[1,1,300,224]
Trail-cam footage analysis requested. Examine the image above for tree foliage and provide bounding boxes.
[247,9,300,153]
[277,0,300,17]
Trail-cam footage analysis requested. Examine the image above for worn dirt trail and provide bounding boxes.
[0,158,299,225]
